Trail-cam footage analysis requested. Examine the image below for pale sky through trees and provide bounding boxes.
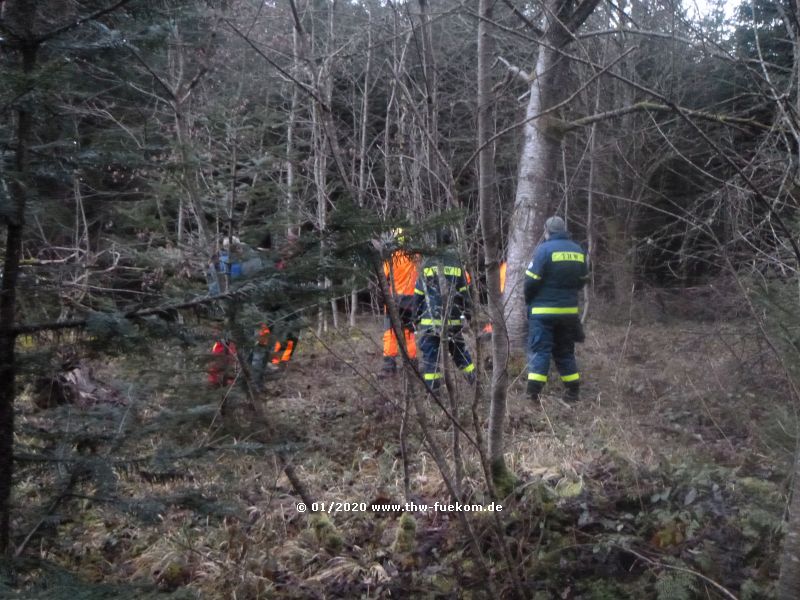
[690,0,739,20]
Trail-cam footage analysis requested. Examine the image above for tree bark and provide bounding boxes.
[417,0,441,209]
[351,11,372,327]
[0,30,37,556]
[778,2,800,595]
[583,114,597,323]
[286,18,301,237]
[173,95,212,253]
[477,0,512,491]
[607,13,636,311]
[502,0,600,345]
[502,38,567,345]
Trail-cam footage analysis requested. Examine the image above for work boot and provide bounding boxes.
[563,382,580,403]
[425,379,441,393]
[526,380,543,403]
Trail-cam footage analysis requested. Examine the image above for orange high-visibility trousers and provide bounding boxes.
[259,324,296,364]
[382,326,417,360]
[271,339,295,364]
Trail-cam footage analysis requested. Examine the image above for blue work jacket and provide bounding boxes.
[207,249,268,295]
[524,232,588,315]
[413,252,471,330]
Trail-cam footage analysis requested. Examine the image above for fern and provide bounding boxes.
[655,571,697,600]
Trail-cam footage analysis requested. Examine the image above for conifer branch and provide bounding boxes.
[12,279,295,335]
[33,0,136,45]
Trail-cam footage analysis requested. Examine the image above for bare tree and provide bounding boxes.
[477,0,513,492]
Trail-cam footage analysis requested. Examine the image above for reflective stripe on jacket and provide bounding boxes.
[414,252,471,329]
[524,232,587,314]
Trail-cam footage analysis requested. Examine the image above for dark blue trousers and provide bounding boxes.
[527,316,580,386]
[419,330,474,389]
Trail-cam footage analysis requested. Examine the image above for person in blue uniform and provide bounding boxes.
[524,216,588,402]
[414,230,476,391]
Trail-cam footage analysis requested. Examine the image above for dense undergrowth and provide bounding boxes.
[1,311,794,599]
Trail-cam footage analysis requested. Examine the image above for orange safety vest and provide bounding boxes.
[383,251,419,296]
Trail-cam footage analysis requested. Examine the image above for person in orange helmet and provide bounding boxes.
[379,229,420,378]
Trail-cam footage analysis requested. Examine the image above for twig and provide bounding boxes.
[14,464,84,557]
[400,381,413,502]
[618,545,740,600]
[33,0,136,44]
[223,18,329,111]
[540,398,557,436]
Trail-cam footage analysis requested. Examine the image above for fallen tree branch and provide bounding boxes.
[277,451,316,509]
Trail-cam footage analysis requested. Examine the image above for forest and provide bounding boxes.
[2,0,800,598]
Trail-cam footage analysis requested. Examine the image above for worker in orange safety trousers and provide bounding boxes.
[379,230,420,378]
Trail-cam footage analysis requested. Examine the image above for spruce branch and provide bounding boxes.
[33,0,136,45]
[12,277,299,336]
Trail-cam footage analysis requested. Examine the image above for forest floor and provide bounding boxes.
[5,310,794,599]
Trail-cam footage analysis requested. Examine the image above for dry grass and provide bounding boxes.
[11,312,790,598]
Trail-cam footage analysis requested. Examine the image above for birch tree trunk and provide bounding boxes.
[608,7,636,310]
[503,42,566,345]
[167,22,216,254]
[382,24,396,217]
[312,94,329,334]
[502,0,600,345]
